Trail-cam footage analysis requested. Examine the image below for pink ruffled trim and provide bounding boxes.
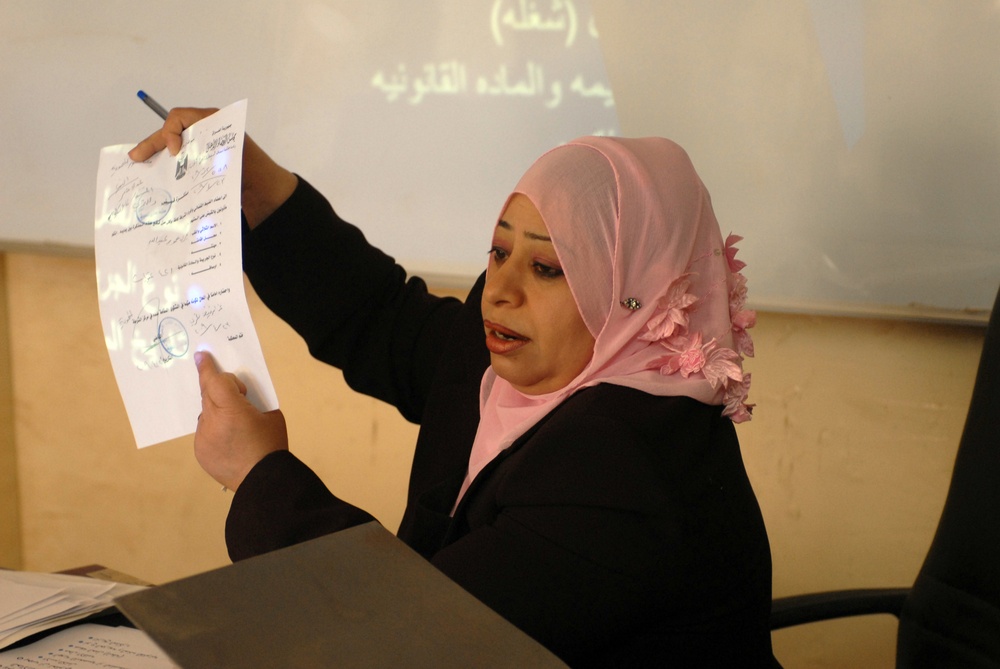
[637,234,756,423]
[730,273,756,358]
[723,373,755,423]
[724,234,748,272]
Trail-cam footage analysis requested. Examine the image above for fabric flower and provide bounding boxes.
[728,271,755,357]
[722,373,754,423]
[729,272,749,312]
[724,234,747,273]
[657,333,707,377]
[638,274,698,343]
[655,334,744,390]
[700,340,744,390]
[732,308,757,358]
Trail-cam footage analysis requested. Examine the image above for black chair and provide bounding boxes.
[770,284,1000,667]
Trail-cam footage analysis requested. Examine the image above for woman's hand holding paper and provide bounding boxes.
[128,106,297,228]
[193,351,288,492]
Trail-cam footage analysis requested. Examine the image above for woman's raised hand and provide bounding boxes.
[193,351,288,492]
[128,107,218,161]
[127,105,298,228]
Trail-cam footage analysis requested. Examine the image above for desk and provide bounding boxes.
[116,522,568,668]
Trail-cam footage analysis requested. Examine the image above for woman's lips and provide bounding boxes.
[484,320,529,355]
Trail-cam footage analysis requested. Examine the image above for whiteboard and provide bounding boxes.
[0,0,618,278]
[594,0,999,320]
[2,1,998,320]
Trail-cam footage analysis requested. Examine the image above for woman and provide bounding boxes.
[131,115,777,667]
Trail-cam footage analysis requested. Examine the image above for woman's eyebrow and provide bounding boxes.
[496,219,552,243]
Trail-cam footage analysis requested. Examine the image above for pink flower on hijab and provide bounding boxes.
[732,307,757,358]
[656,333,743,390]
[638,274,698,343]
[658,333,706,377]
[728,261,756,358]
[724,234,747,273]
[722,373,754,423]
[730,271,749,311]
[699,341,744,390]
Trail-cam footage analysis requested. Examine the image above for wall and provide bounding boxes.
[2,251,985,668]
[0,255,22,569]
[751,309,981,666]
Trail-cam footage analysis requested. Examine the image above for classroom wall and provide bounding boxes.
[1,251,986,668]
[0,255,22,570]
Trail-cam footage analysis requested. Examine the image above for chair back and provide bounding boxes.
[897,285,1000,667]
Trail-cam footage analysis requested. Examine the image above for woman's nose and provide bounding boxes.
[484,259,523,307]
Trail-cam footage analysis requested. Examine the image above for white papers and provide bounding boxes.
[0,571,146,650]
[0,623,177,668]
[94,100,277,448]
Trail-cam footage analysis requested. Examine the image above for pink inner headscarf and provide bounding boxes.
[455,136,756,506]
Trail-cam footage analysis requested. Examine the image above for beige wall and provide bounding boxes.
[0,255,22,570]
[1,251,985,668]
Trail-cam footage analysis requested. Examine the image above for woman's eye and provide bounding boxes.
[489,246,509,262]
[533,262,564,279]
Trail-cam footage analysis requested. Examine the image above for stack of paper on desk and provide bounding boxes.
[0,570,146,650]
[0,623,178,668]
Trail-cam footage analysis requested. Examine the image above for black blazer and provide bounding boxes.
[229,178,778,667]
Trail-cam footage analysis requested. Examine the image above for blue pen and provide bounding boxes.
[137,90,169,120]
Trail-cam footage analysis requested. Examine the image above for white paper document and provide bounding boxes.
[94,100,277,448]
[0,571,146,651]
[0,623,177,668]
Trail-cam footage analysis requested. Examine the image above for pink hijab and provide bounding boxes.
[457,136,756,503]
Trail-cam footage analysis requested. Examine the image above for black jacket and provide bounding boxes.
[228,178,778,667]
